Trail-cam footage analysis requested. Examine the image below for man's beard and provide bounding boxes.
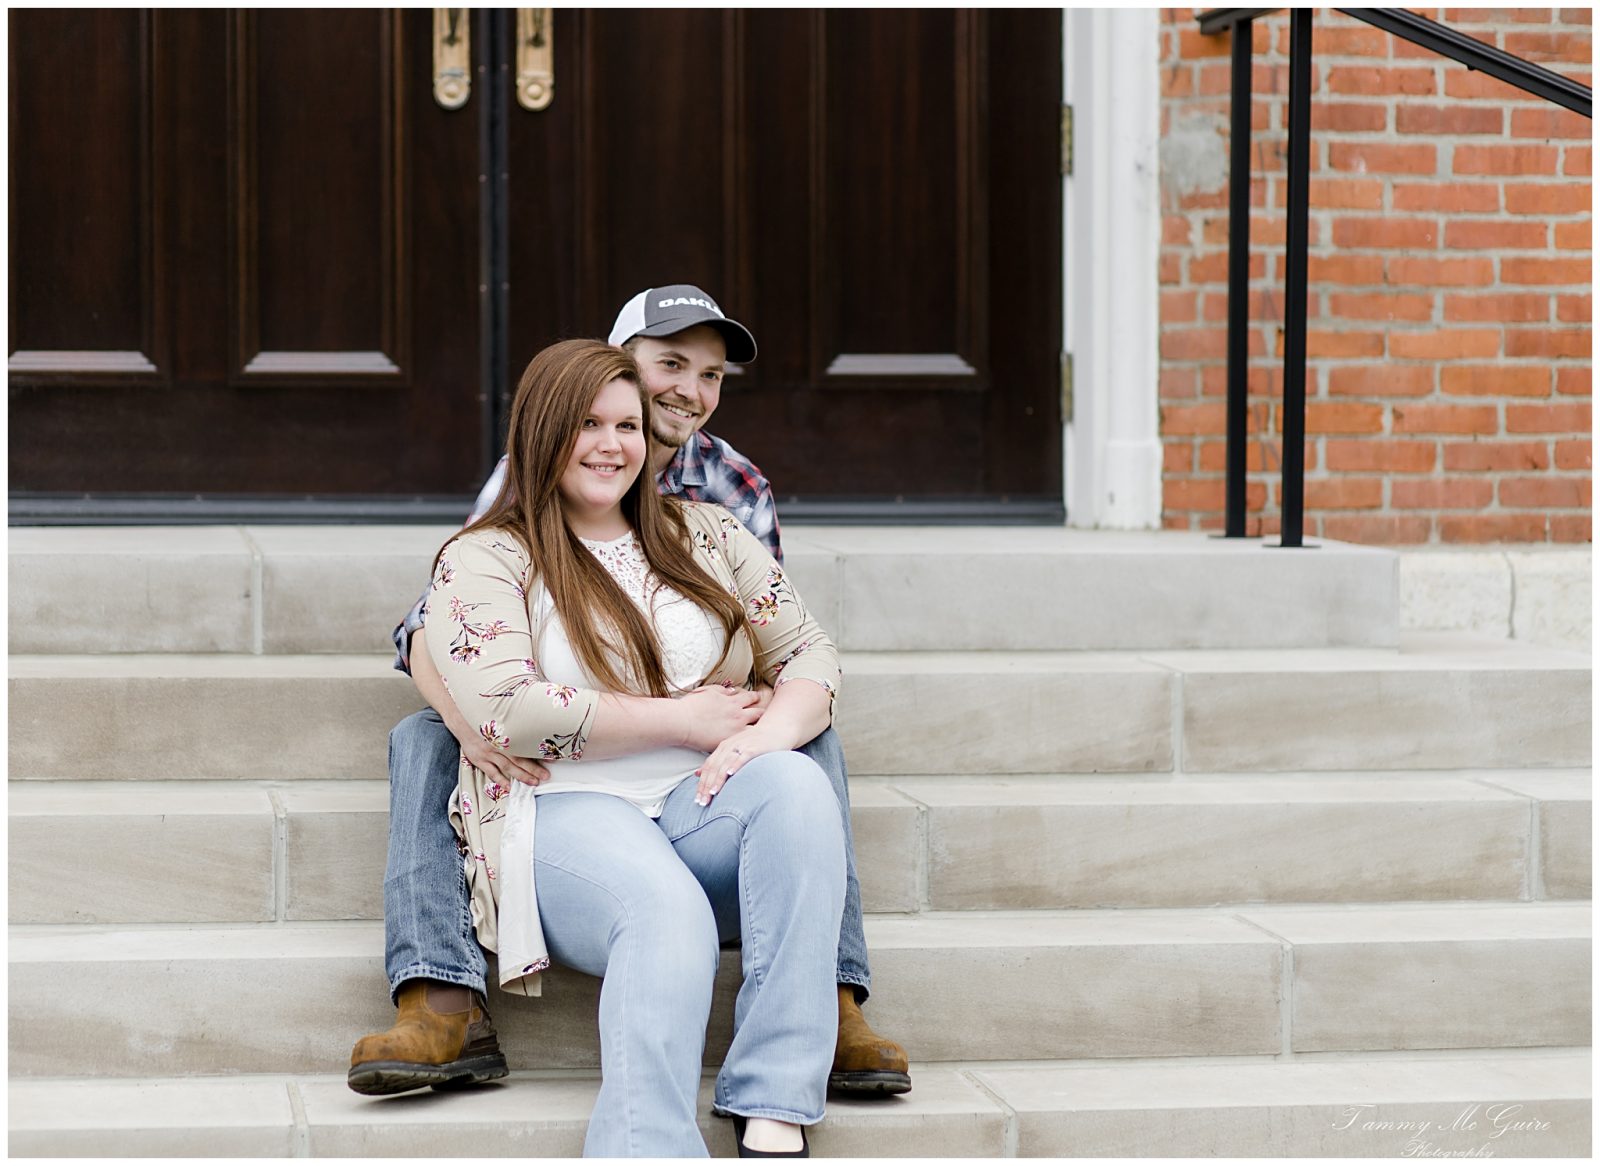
[649,402,693,448]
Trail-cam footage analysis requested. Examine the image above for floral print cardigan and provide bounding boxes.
[424,501,841,997]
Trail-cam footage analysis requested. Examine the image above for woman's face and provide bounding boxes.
[557,375,647,532]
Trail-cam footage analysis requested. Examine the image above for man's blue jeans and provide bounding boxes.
[383,708,873,1002]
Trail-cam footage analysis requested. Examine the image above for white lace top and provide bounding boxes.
[524,530,725,816]
[580,530,725,703]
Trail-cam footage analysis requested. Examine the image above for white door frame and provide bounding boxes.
[1063,7,1163,529]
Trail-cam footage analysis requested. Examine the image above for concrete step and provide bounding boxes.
[977,1051,1591,1157]
[10,1052,1590,1157]
[9,773,1590,926]
[5,650,1170,780]
[1494,772,1595,899]
[900,771,1592,910]
[8,525,1400,655]
[1253,904,1590,1054]
[8,635,1588,781]
[4,779,918,925]
[1159,635,1592,773]
[10,904,1588,1078]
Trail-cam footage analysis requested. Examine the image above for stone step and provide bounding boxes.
[901,771,1592,910]
[978,1051,1592,1157]
[9,773,1590,926]
[8,634,1588,781]
[10,1052,1590,1157]
[9,904,1589,1079]
[8,525,1400,655]
[1153,634,1591,773]
[3,779,917,925]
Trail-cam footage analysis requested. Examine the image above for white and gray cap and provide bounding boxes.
[607,283,757,363]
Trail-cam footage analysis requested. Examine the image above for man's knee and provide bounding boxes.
[388,709,460,814]
[796,726,851,808]
[390,711,457,772]
[390,708,447,754]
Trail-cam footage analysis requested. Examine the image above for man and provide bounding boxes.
[349,284,912,1098]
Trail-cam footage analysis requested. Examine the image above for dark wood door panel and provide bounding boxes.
[982,9,1064,496]
[579,8,737,315]
[821,9,985,374]
[507,8,742,362]
[10,8,484,497]
[508,8,1060,504]
[8,9,163,376]
[235,9,407,378]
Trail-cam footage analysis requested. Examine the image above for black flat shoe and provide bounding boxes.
[733,1116,810,1158]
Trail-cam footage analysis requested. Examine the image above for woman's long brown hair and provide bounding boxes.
[439,338,753,696]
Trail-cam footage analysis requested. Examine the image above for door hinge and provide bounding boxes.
[1060,351,1074,422]
[1060,104,1074,176]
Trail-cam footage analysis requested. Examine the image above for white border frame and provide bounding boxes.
[1063,7,1163,529]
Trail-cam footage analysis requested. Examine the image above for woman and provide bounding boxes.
[423,339,845,1157]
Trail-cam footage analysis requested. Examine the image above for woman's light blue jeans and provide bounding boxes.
[533,751,846,1157]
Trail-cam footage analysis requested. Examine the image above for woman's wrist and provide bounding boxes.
[759,679,831,748]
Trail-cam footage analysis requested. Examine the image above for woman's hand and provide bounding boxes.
[695,722,794,806]
[693,677,833,806]
[677,684,764,751]
[460,734,552,787]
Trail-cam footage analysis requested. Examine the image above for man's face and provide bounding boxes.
[630,325,727,448]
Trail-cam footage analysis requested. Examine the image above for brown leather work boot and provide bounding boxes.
[829,984,911,1096]
[347,980,508,1096]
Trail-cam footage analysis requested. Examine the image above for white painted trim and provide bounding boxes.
[1063,8,1163,529]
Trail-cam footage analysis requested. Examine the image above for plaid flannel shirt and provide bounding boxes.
[390,429,781,673]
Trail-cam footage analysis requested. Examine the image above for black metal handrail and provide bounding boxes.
[1197,8,1593,545]
[1198,10,1272,35]
[1202,8,1592,116]
[1342,9,1590,116]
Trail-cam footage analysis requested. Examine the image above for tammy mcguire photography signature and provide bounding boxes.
[1332,1102,1555,1157]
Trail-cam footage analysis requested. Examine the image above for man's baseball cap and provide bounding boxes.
[607,284,757,364]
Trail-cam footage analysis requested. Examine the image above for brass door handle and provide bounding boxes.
[433,8,470,110]
[516,8,554,110]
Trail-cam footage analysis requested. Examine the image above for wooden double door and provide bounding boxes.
[10,9,1062,517]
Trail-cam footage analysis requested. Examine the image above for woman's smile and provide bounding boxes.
[558,375,648,538]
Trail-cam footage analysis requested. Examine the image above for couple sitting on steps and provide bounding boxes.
[348,285,910,1158]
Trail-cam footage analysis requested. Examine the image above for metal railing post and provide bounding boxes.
[1278,8,1312,548]
[1224,18,1253,537]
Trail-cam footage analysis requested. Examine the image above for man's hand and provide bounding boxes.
[413,624,550,786]
[459,734,551,787]
[689,681,773,715]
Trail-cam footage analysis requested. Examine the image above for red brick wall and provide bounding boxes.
[1159,8,1592,543]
